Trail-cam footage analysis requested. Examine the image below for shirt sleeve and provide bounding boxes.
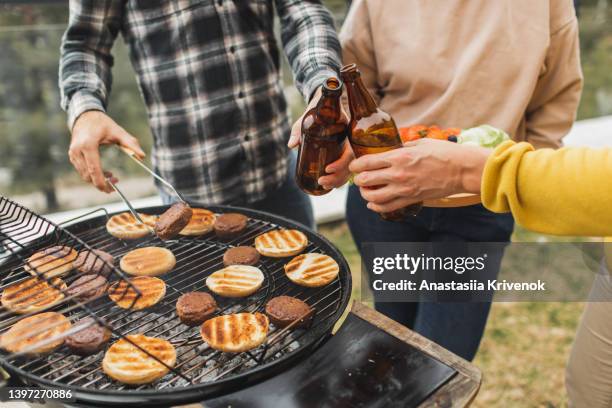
[59,0,123,130]
[524,7,583,149]
[482,141,612,236]
[339,0,380,104]
[275,0,342,101]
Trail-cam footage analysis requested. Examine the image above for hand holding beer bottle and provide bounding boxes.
[340,63,422,220]
[295,77,349,196]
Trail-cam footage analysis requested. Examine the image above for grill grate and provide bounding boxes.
[0,198,351,406]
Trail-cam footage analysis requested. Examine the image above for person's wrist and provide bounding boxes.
[459,146,490,194]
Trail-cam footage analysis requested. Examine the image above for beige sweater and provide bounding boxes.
[340,0,583,148]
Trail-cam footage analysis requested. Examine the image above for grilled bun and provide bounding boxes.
[206,265,264,298]
[284,253,339,288]
[120,247,176,277]
[108,277,166,310]
[179,208,216,236]
[200,312,269,353]
[106,212,157,240]
[24,246,77,278]
[254,229,308,258]
[1,277,67,314]
[102,334,176,384]
[0,312,71,356]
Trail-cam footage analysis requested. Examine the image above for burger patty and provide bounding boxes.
[155,202,193,240]
[265,296,312,328]
[66,275,108,301]
[214,213,248,239]
[223,246,260,266]
[74,249,115,276]
[176,292,218,326]
[65,317,111,356]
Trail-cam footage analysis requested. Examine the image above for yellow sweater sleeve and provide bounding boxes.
[482,140,612,236]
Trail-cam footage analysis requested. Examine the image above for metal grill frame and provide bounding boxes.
[0,201,352,406]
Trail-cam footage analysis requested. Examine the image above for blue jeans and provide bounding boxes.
[346,185,514,361]
[160,152,315,230]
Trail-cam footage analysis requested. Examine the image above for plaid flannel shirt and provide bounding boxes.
[59,0,341,204]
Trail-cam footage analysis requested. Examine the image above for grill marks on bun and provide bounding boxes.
[106,212,157,240]
[254,229,308,258]
[120,247,176,277]
[284,253,339,287]
[24,246,77,278]
[102,334,176,384]
[108,277,166,309]
[180,208,216,236]
[0,312,72,355]
[1,276,67,314]
[206,265,264,298]
[200,312,269,353]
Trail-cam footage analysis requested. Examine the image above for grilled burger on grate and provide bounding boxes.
[106,212,157,240]
[73,249,115,276]
[206,265,264,298]
[284,253,339,287]
[222,246,260,266]
[1,276,67,314]
[200,312,269,353]
[179,208,216,236]
[0,312,72,356]
[120,247,176,277]
[65,317,111,356]
[66,275,109,302]
[154,202,193,240]
[24,246,77,278]
[254,229,308,258]
[213,213,248,239]
[176,291,218,326]
[265,296,313,328]
[108,277,166,310]
[102,334,176,384]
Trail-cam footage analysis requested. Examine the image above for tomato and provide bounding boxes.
[426,125,447,140]
[399,125,428,142]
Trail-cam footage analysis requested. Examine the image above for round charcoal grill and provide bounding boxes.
[0,199,351,407]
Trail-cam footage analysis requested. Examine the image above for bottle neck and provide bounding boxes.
[344,75,378,119]
[315,89,342,122]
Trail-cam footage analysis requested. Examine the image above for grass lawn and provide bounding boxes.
[320,222,586,407]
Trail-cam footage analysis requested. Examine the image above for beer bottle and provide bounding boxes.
[340,63,422,220]
[296,77,348,196]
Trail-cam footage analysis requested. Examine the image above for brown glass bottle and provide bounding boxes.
[340,63,422,221]
[296,77,348,196]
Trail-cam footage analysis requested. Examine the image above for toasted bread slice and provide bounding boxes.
[108,277,166,310]
[102,334,176,384]
[179,208,216,236]
[0,312,71,356]
[1,277,67,314]
[206,265,264,298]
[284,253,339,288]
[200,312,269,353]
[254,229,308,258]
[106,212,157,240]
[120,247,176,277]
[24,246,77,278]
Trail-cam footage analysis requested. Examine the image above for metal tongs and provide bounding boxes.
[104,146,187,232]
[118,146,187,203]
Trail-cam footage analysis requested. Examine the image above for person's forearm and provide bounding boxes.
[59,0,122,129]
[482,141,612,236]
[276,0,342,101]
